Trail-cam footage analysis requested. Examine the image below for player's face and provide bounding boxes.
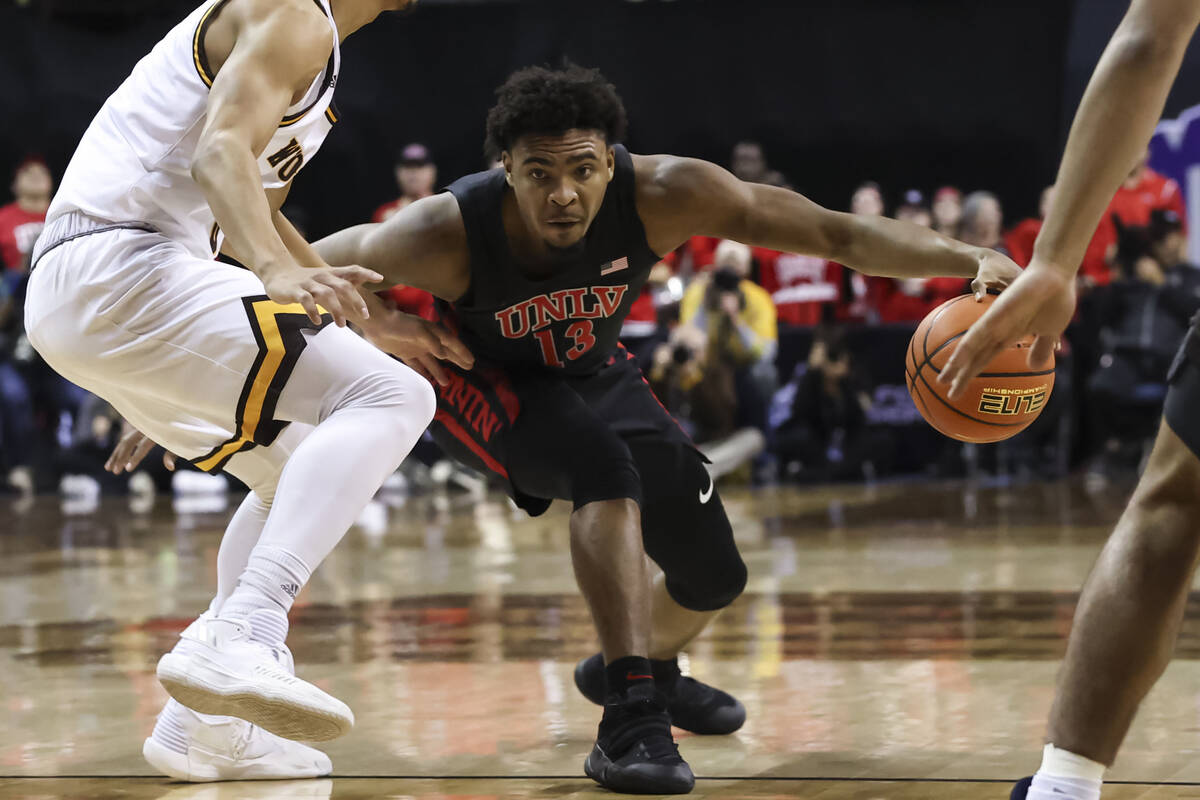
[505,130,615,253]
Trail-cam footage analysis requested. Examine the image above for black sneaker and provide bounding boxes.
[1010,776,1032,799]
[584,682,695,795]
[574,653,746,735]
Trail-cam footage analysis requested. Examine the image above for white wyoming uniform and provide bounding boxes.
[47,0,341,260]
[25,0,417,484]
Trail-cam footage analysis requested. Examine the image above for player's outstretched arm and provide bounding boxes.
[313,194,475,383]
[939,0,1200,398]
[314,193,472,302]
[635,155,1020,297]
[193,0,381,326]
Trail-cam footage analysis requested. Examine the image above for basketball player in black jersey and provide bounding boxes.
[315,64,1022,794]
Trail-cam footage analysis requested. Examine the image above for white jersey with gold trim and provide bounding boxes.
[47,0,341,259]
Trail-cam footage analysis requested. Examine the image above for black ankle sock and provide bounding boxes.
[606,655,655,697]
[651,657,682,684]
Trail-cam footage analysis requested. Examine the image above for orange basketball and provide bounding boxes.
[905,294,1054,443]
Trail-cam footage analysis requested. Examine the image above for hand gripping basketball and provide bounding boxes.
[940,263,1076,401]
[907,293,1055,443]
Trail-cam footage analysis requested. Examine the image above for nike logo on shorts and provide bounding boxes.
[699,474,714,504]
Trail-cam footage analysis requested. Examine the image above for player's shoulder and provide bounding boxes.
[231,0,333,58]
[631,153,729,212]
[411,191,466,231]
[632,153,709,190]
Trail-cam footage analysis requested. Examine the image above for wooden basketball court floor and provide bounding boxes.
[4,479,1200,799]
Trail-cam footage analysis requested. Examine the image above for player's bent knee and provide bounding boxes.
[666,555,747,612]
[661,507,747,612]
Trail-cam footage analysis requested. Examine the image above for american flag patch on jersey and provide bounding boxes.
[600,256,629,276]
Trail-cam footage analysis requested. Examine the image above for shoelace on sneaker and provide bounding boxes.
[599,694,681,762]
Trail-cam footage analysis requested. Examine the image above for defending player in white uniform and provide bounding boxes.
[24,0,470,782]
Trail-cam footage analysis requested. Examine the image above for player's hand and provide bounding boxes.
[969,249,1024,300]
[362,310,475,386]
[940,260,1077,401]
[262,259,384,328]
[106,421,177,474]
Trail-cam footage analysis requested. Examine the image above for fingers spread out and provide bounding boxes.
[129,437,156,471]
[306,281,348,327]
[315,273,372,324]
[945,336,1004,401]
[107,432,139,474]
[296,290,324,326]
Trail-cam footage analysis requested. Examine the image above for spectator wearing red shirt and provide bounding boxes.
[750,184,878,327]
[876,190,995,323]
[374,144,439,316]
[0,157,52,274]
[874,189,966,322]
[1083,150,1188,287]
[1004,185,1055,267]
[372,143,437,223]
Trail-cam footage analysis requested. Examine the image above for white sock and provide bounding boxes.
[1029,744,1104,800]
[219,544,310,633]
[211,493,271,613]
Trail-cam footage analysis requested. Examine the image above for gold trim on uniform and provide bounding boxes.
[192,297,330,472]
[192,0,229,88]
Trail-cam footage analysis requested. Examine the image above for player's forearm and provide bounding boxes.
[738,184,978,279]
[274,209,323,265]
[837,213,982,279]
[1034,16,1194,276]
[192,134,292,278]
[313,223,376,268]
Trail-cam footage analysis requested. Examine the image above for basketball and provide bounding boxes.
[906,293,1054,443]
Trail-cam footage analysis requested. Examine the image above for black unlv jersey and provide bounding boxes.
[442,145,659,375]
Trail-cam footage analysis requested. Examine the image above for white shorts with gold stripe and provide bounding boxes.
[25,215,415,481]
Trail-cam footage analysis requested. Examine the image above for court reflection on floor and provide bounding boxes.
[2,479,1200,794]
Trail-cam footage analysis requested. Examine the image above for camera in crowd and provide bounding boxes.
[706,266,747,317]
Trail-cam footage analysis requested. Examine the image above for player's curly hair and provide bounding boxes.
[485,63,627,158]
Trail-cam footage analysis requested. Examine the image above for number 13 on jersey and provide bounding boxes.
[534,321,597,367]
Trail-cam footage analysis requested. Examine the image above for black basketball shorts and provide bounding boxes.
[428,345,747,612]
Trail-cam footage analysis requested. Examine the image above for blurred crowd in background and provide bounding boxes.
[2,138,1197,503]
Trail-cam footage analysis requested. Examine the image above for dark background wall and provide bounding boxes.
[2,0,1196,240]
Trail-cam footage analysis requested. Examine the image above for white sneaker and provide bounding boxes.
[157,615,354,742]
[143,705,331,782]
